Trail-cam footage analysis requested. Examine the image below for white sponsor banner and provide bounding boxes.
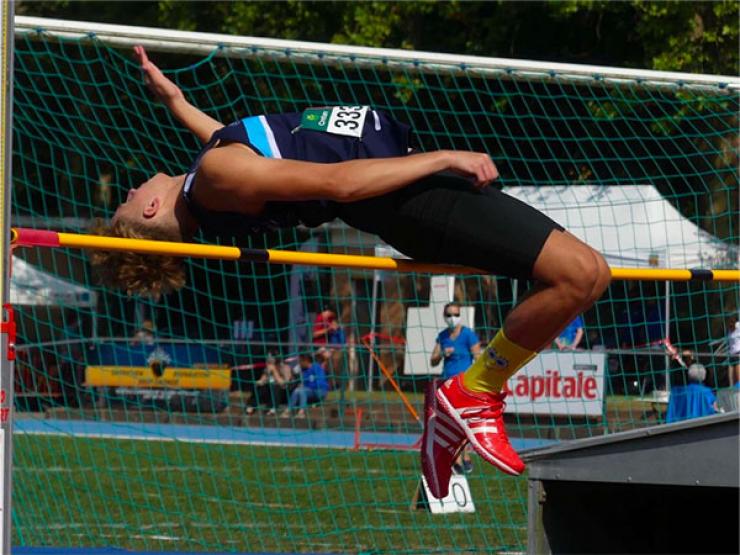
[504,350,606,416]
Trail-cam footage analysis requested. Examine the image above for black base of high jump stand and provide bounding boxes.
[523,412,739,554]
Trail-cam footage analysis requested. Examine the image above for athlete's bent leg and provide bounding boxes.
[355,178,612,485]
[464,230,611,392]
[436,231,610,477]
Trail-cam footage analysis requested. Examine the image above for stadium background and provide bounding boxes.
[5,2,739,554]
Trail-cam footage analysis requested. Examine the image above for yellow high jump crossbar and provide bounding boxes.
[10,228,740,282]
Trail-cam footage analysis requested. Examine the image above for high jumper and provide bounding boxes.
[94,45,611,498]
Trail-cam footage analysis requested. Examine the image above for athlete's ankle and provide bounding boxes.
[463,328,537,393]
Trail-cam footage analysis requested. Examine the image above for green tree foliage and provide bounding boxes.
[19,1,739,75]
[546,0,739,75]
[633,1,739,75]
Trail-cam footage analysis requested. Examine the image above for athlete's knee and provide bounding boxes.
[533,230,610,308]
[552,246,604,308]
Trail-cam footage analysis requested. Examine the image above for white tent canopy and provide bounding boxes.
[503,185,737,269]
[10,256,96,307]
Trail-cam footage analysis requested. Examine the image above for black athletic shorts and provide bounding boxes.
[337,172,564,280]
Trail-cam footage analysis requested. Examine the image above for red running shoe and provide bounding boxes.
[420,380,468,499]
[436,374,525,476]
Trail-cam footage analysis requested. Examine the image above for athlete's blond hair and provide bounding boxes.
[89,219,187,298]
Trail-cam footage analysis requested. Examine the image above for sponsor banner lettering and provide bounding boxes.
[85,366,231,390]
[504,351,606,416]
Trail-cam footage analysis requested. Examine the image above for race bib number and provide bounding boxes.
[301,106,368,138]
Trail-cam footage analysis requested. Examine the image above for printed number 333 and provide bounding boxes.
[328,106,368,137]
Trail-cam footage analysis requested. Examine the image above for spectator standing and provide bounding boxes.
[430,302,481,473]
[312,309,336,345]
[327,318,346,346]
[327,317,347,377]
[555,315,584,350]
[430,302,481,380]
[282,354,329,419]
[666,363,719,423]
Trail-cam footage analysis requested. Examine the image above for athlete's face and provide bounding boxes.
[112,173,171,225]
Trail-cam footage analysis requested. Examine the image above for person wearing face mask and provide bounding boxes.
[430,302,481,474]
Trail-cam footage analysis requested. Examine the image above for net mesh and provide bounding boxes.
[9,24,740,553]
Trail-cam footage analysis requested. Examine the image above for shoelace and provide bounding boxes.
[460,395,507,422]
[459,395,512,447]
[466,412,502,425]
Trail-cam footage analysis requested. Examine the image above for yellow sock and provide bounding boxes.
[463,328,537,393]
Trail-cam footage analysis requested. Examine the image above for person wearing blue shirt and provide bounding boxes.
[666,363,719,423]
[283,353,329,419]
[430,302,481,473]
[555,314,584,350]
[431,303,481,380]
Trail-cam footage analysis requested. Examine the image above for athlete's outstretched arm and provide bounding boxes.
[134,45,223,144]
[199,146,498,206]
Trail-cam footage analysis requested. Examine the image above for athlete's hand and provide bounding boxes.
[133,45,184,106]
[447,151,499,189]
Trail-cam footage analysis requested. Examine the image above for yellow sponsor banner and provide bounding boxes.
[85,366,231,390]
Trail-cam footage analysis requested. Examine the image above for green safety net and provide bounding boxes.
[8,23,740,554]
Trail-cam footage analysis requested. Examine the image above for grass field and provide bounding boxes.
[10,393,664,553]
[13,434,528,554]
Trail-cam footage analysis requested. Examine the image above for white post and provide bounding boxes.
[0,3,14,553]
